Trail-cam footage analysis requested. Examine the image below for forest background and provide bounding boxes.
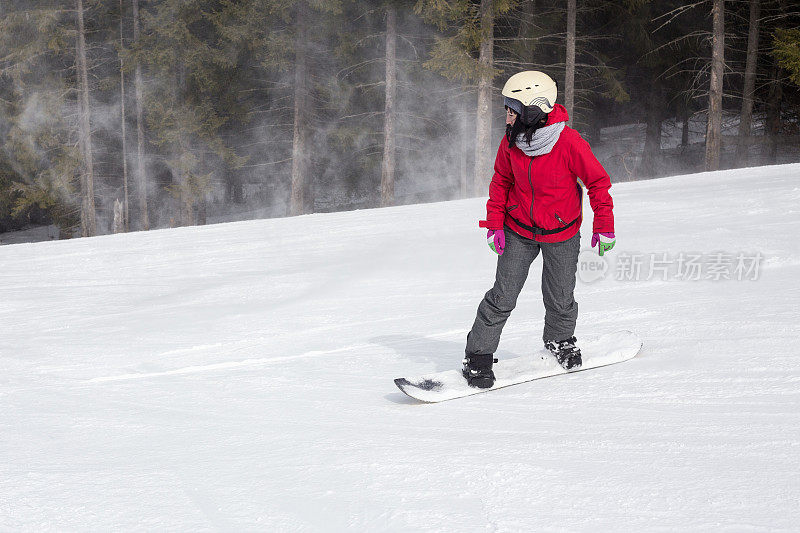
[0,0,798,240]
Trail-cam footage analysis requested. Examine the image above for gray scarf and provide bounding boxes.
[514,122,565,157]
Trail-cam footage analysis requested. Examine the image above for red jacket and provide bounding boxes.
[479,104,614,243]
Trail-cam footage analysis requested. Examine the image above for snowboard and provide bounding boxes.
[394,330,642,403]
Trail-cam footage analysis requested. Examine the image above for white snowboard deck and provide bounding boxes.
[395,330,642,402]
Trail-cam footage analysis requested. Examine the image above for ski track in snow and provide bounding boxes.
[86,329,472,383]
[1,164,800,531]
[86,347,366,383]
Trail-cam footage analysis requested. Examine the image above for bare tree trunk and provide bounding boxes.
[198,145,207,225]
[133,0,149,230]
[681,105,690,147]
[519,0,536,63]
[565,0,576,125]
[735,0,760,167]
[461,86,469,199]
[178,154,194,227]
[704,0,725,171]
[198,199,207,225]
[380,5,397,207]
[226,166,244,204]
[766,0,787,164]
[474,0,494,196]
[290,1,309,216]
[119,0,129,231]
[638,82,663,178]
[766,60,782,163]
[179,173,193,226]
[76,0,97,237]
[174,64,194,227]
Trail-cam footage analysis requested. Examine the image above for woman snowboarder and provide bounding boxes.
[463,71,616,389]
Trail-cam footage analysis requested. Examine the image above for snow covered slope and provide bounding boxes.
[1,164,799,531]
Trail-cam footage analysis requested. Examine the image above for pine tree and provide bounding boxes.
[76,0,98,236]
[290,0,310,216]
[473,0,495,196]
[773,29,800,87]
[119,0,130,231]
[134,0,239,226]
[213,0,342,217]
[415,0,514,195]
[132,0,149,230]
[0,2,86,237]
[380,3,398,207]
[735,0,761,166]
[704,0,725,171]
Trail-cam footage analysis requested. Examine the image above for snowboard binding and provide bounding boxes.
[545,336,582,370]
[462,354,498,389]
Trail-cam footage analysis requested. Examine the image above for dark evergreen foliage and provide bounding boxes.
[0,0,798,238]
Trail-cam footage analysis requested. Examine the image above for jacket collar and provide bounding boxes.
[545,104,569,126]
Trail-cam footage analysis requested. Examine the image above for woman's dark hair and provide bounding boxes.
[506,112,549,148]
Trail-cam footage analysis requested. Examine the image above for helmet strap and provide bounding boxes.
[521,106,547,128]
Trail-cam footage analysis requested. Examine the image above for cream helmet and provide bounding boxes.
[502,71,557,126]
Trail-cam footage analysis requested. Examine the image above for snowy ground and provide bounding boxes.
[1,164,799,531]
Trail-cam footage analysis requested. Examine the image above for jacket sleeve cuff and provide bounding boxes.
[592,224,615,234]
[479,219,504,231]
[592,214,614,234]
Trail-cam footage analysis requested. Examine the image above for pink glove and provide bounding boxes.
[487,229,505,255]
[591,232,616,256]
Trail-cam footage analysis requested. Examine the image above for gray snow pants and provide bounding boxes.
[465,226,580,356]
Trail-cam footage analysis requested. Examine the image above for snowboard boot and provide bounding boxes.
[462,353,497,389]
[545,336,582,370]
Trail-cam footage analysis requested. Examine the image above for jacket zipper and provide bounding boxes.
[555,213,566,225]
[528,158,534,227]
